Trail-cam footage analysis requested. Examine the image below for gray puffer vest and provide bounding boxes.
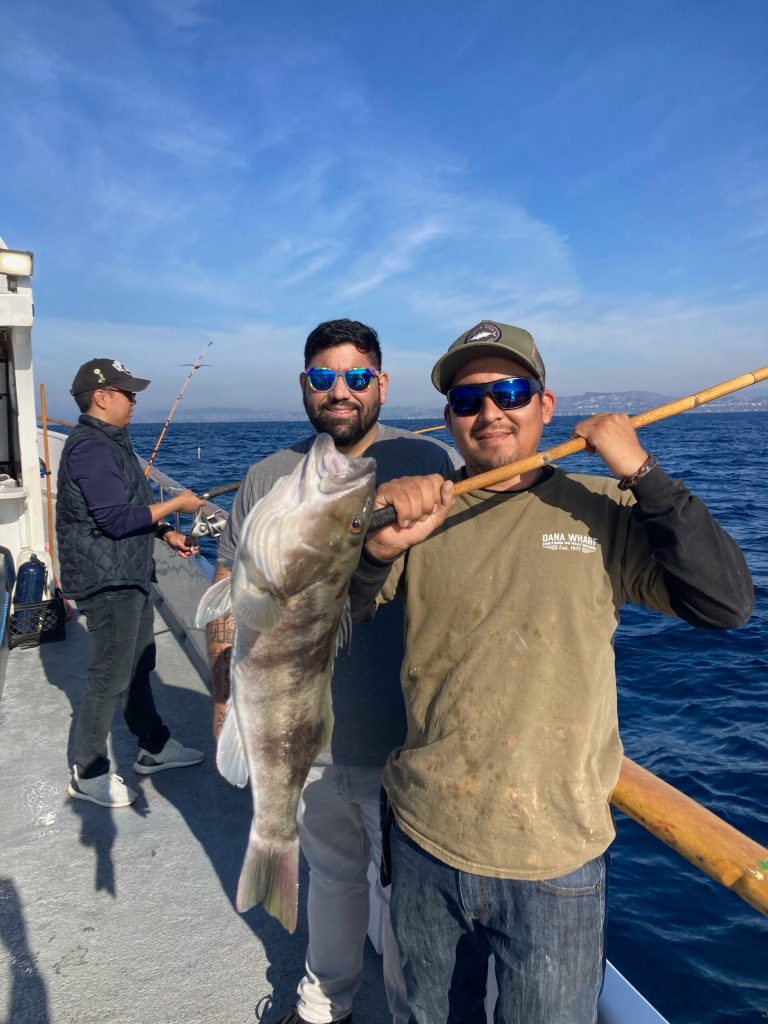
[56,416,156,599]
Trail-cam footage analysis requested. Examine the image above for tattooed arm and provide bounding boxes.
[206,562,234,740]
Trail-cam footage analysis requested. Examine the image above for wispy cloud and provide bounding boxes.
[4,2,765,418]
[146,0,213,29]
[339,220,449,298]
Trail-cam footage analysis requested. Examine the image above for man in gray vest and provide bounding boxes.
[57,358,207,808]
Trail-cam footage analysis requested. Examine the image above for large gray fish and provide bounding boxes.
[195,433,376,932]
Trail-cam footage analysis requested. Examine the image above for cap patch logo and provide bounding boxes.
[93,368,106,383]
[465,321,501,345]
[112,360,130,374]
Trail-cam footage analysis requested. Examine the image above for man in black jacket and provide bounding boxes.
[57,358,206,808]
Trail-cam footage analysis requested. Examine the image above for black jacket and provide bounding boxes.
[56,416,156,599]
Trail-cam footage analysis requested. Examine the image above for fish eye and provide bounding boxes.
[348,515,364,534]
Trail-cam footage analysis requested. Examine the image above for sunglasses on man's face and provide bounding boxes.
[105,387,137,403]
[447,376,542,417]
[304,367,380,393]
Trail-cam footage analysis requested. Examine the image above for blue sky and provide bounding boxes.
[2,0,766,419]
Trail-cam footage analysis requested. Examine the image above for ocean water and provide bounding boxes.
[131,413,768,1024]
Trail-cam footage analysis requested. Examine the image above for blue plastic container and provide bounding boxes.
[13,554,47,634]
[15,553,46,603]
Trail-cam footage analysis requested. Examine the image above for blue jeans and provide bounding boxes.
[73,587,169,777]
[390,822,605,1024]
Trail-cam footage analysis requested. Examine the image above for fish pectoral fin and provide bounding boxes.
[216,702,249,787]
[195,576,233,627]
[233,586,282,632]
[334,597,352,654]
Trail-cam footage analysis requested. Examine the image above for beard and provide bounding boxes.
[304,393,381,449]
[464,425,522,475]
[466,449,521,474]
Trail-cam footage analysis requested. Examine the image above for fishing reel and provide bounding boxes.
[188,508,228,540]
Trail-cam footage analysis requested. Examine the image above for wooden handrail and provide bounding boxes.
[612,757,768,915]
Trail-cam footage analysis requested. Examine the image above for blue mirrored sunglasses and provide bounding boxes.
[447,376,542,416]
[305,366,380,393]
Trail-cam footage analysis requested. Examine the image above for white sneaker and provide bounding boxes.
[133,736,204,775]
[67,766,137,807]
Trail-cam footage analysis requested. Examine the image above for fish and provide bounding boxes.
[195,433,376,932]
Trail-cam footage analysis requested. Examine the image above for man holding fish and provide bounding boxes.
[201,320,460,1024]
[349,321,754,1024]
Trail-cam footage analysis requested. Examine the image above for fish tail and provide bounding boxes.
[236,828,299,933]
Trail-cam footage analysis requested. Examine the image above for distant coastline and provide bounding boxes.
[129,389,768,423]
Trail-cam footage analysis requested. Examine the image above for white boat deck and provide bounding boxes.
[0,587,392,1024]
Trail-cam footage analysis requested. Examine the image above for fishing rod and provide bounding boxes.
[200,480,243,501]
[144,342,213,477]
[162,480,245,546]
[368,363,768,532]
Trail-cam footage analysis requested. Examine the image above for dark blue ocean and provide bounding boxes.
[131,414,768,1024]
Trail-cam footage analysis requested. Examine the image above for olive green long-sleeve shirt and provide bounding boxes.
[351,464,753,879]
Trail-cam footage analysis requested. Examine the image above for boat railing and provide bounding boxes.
[41,426,768,923]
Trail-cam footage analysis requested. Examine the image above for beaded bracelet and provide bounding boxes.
[617,454,658,490]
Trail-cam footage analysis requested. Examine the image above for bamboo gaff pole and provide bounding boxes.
[613,758,768,915]
[368,364,768,531]
[144,342,213,476]
[39,384,56,570]
[36,414,76,429]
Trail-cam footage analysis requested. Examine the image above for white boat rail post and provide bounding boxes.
[0,241,50,585]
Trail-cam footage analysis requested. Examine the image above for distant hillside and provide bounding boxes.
[131,388,768,423]
[553,389,768,415]
[133,406,307,423]
[547,391,669,415]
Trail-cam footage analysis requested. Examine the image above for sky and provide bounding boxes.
[1,0,766,420]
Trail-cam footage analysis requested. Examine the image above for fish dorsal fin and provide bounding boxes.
[233,585,282,631]
[216,698,249,788]
[335,596,352,654]
[195,576,233,628]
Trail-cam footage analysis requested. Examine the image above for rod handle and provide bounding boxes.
[368,505,398,533]
[201,479,243,501]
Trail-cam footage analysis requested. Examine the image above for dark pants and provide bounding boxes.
[390,822,606,1024]
[73,587,169,778]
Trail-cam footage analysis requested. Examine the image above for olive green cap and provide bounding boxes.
[431,320,546,394]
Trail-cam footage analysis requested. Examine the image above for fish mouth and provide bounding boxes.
[311,433,376,495]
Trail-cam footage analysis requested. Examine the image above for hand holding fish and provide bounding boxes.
[571,413,649,480]
[365,474,455,563]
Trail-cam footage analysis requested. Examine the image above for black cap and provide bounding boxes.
[70,358,151,397]
[431,320,546,394]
